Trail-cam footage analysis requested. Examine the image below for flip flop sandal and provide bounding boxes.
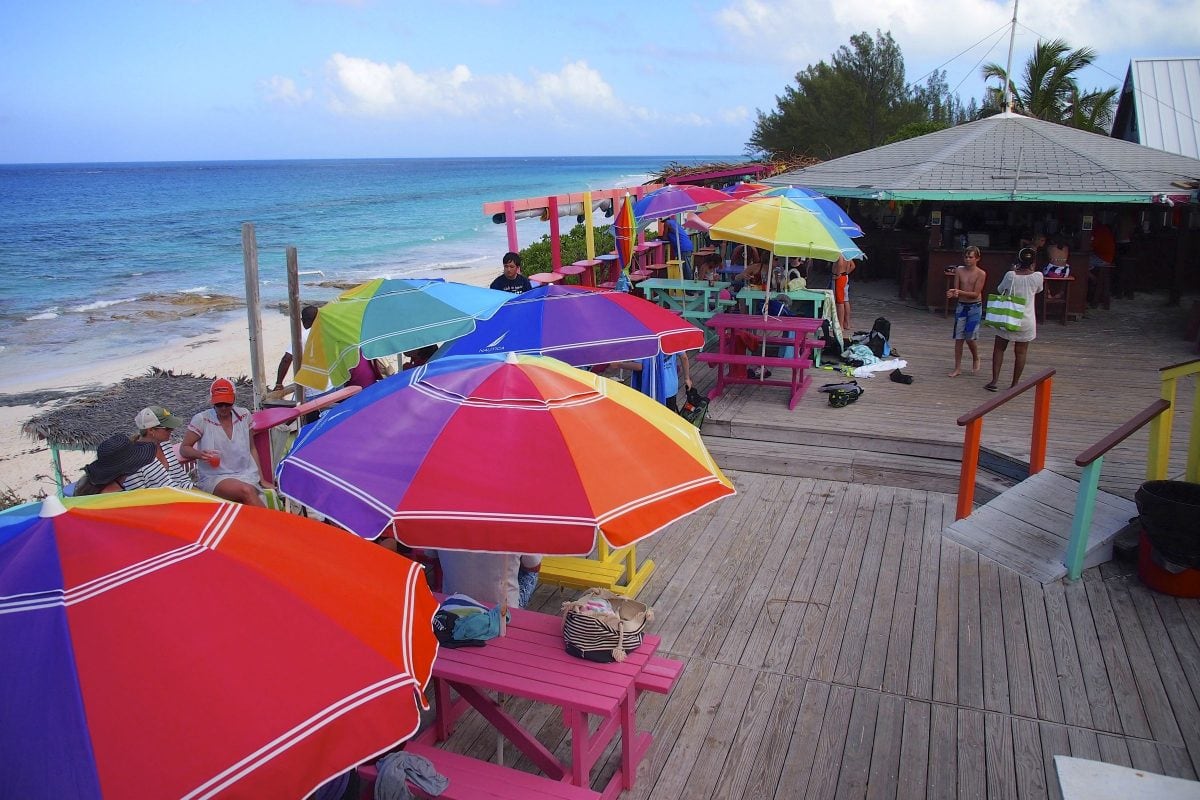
[984,384,998,392]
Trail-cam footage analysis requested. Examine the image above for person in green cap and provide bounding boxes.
[122,405,195,490]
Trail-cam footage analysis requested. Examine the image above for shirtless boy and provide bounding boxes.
[947,246,987,377]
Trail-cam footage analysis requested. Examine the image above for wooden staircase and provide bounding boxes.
[942,469,1137,583]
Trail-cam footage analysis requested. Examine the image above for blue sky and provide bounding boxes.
[2,0,1197,164]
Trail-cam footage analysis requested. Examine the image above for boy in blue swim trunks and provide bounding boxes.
[947,246,987,377]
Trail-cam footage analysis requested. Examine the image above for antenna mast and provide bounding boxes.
[1002,0,1019,112]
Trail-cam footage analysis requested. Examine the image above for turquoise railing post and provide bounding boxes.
[1065,457,1104,580]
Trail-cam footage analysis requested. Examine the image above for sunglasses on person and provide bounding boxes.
[213,402,233,408]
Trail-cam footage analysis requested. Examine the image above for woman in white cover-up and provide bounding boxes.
[985,248,1044,391]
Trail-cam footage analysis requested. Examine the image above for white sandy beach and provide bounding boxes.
[0,264,498,502]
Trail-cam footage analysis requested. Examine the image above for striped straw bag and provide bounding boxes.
[983,293,1026,332]
[561,588,652,663]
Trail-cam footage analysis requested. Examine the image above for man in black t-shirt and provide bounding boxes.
[490,252,532,294]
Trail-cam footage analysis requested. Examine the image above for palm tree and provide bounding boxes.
[980,38,1116,132]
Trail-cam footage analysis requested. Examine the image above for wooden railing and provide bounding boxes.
[1147,359,1200,482]
[955,368,1055,520]
[1064,399,1172,580]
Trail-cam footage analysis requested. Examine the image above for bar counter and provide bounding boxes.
[925,249,1089,322]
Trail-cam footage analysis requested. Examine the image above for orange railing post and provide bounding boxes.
[957,418,983,519]
[1030,375,1053,473]
[955,368,1056,520]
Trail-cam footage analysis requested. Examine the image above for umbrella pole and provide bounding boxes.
[760,248,772,377]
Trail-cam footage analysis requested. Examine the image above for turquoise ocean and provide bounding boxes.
[0,156,730,386]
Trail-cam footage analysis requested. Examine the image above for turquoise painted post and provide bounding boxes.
[1065,457,1104,580]
[50,443,66,497]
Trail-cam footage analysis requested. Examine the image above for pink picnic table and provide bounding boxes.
[420,603,682,799]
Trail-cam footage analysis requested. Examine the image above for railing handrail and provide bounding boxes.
[957,368,1056,427]
[1157,358,1200,380]
[1075,399,1171,467]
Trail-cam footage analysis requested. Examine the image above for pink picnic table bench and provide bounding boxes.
[697,312,824,410]
[383,602,683,800]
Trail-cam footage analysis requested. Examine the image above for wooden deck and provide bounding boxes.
[435,279,1200,798]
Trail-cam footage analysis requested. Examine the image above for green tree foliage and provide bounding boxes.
[749,31,932,160]
[517,223,615,276]
[980,38,1117,132]
[886,120,950,144]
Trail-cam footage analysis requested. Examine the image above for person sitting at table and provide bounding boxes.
[181,377,270,507]
[436,550,542,609]
[72,434,157,495]
[606,350,693,411]
[122,405,195,490]
[731,247,769,312]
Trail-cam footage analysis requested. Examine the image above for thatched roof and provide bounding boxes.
[20,368,254,450]
[649,157,820,186]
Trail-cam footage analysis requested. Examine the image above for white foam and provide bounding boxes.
[25,307,60,321]
[179,286,209,294]
[69,297,137,313]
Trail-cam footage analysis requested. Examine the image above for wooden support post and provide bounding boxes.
[583,191,595,259]
[504,201,518,254]
[285,246,305,405]
[1065,459,1103,580]
[50,443,65,496]
[241,223,266,407]
[547,196,561,272]
[1030,375,1052,474]
[957,418,983,519]
[1148,376,1176,480]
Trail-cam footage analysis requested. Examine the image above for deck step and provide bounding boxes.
[702,435,1015,501]
[943,469,1137,583]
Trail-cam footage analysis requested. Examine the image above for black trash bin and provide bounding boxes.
[1135,480,1200,568]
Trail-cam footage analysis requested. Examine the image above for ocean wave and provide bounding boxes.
[69,297,137,313]
[25,309,59,321]
[179,286,210,294]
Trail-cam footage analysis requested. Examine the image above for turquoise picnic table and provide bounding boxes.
[639,277,735,343]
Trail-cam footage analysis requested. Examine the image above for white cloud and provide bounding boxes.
[260,75,313,106]
[318,53,740,131]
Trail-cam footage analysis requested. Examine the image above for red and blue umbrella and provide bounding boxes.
[0,489,439,800]
[276,353,735,551]
[722,181,770,198]
[632,185,730,222]
[432,284,704,367]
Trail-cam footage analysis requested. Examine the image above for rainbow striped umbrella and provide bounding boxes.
[697,195,865,261]
[295,278,511,389]
[0,488,438,800]
[753,186,864,237]
[613,192,637,272]
[277,353,735,552]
